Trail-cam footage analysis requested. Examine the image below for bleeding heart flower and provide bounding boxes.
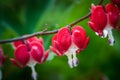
[10,37,49,80]
[0,46,7,80]
[0,46,7,67]
[88,4,120,46]
[88,4,107,36]
[105,3,120,45]
[50,26,90,68]
[106,3,120,28]
[111,0,120,9]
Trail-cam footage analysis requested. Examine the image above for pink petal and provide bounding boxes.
[15,44,30,66]
[10,58,24,68]
[27,37,38,42]
[72,26,89,50]
[72,26,86,39]
[89,4,107,32]
[42,50,49,63]
[55,27,72,54]
[88,22,98,32]
[88,22,103,36]
[13,40,24,48]
[27,37,44,45]
[52,34,63,54]
[37,38,44,45]
[105,3,120,28]
[83,37,90,50]
[50,46,62,56]
[91,4,96,12]
[30,41,44,63]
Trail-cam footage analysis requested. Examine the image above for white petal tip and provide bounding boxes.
[29,65,38,80]
[73,58,79,67]
[108,39,115,46]
[68,58,79,68]
[107,28,115,46]
[68,59,73,68]
[31,72,37,80]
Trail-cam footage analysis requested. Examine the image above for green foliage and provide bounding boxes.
[0,0,120,80]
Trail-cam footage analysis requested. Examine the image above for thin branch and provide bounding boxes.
[0,30,58,44]
[68,0,103,27]
[0,0,104,44]
[68,12,91,27]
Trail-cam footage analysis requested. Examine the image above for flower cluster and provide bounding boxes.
[6,25,89,80]
[10,37,49,80]
[88,3,120,46]
[50,26,90,68]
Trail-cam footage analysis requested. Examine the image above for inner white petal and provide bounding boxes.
[105,25,115,46]
[73,54,78,67]
[103,30,108,38]
[107,29,115,46]
[27,54,37,80]
[67,55,73,68]
[27,54,37,67]
[95,30,108,38]
[29,65,37,80]
[65,43,79,68]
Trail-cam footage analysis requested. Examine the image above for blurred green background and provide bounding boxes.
[0,0,120,80]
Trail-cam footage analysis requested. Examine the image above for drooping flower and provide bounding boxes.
[105,3,120,45]
[107,1,120,28]
[10,37,49,80]
[0,46,7,67]
[50,26,90,68]
[88,4,120,46]
[0,46,7,80]
[88,4,107,36]
[105,3,120,28]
